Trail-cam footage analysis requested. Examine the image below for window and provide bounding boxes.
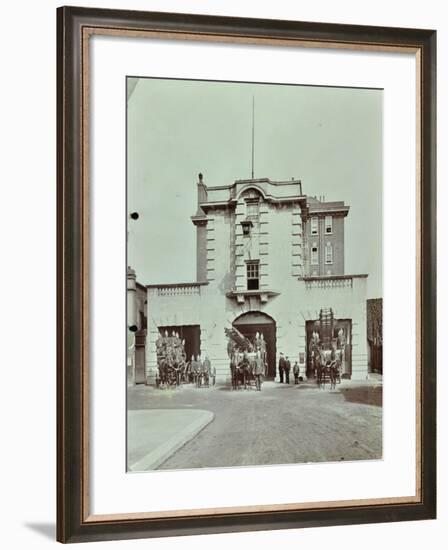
[246,199,260,220]
[325,215,333,234]
[246,261,260,290]
[311,216,319,235]
[325,242,333,264]
[311,244,319,265]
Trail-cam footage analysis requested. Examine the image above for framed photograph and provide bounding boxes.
[57,6,436,543]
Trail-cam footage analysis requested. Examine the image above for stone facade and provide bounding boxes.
[131,175,369,384]
[304,197,348,277]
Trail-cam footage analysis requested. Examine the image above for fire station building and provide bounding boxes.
[127,174,369,384]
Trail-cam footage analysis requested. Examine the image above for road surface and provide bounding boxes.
[128,379,382,470]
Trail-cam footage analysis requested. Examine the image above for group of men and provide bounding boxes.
[226,329,268,390]
[156,327,305,387]
[156,329,217,388]
[278,353,301,384]
[187,355,216,388]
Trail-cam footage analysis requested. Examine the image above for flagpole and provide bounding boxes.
[251,96,255,179]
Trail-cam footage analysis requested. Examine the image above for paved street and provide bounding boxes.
[127,379,382,470]
[128,409,214,471]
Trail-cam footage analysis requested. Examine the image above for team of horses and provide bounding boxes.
[158,349,342,390]
[156,325,343,391]
[157,358,186,388]
[311,346,342,390]
[229,351,264,391]
[225,327,265,391]
[157,360,214,389]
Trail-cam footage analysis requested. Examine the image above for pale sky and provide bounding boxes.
[127,77,383,298]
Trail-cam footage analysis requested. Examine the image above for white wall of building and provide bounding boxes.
[146,274,368,382]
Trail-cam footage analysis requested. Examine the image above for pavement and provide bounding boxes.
[127,377,382,471]
[127,409,214,471]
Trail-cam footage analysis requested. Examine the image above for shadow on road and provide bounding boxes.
[219,382,319,391]
[274,382,317,390]
[340,386,383,407]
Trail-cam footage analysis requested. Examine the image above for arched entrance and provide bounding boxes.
[233,311,277,378]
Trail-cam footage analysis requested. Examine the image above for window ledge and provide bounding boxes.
[226,289,280,304]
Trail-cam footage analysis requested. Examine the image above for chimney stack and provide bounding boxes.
[196,172,208,213]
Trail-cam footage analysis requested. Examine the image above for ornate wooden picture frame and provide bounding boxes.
[57,6,436,543]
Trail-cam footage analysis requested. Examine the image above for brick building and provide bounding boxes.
[128,173,369,384]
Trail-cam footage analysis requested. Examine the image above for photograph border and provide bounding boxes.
[56,6,436,543]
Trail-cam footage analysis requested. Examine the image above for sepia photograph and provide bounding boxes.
[126,76,383,472]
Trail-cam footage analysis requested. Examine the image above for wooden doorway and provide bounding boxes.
[135,329,146,384]
[233,311,276,378]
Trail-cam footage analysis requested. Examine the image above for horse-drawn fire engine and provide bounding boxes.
[309,308,342,389]
[155,330,186,388]
[225,327,266,391]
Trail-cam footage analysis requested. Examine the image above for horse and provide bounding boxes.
[230,351,247,389]
[314,349,331,389]
[332,349,342,385]
[316,359,328,389]
[230,364,244,390]
[230,351,258,390]
[157,354,185,388]
[315,348,341,389]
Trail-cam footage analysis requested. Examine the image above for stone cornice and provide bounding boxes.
[146,281,209,289]
[302,274,368,281]
[226,289,280,305]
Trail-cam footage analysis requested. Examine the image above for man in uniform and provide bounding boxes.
[278,352,286,383]
[284,356,291,384]
[186,355,195,383]
[293,361,300,384]
[196,355,203,388]
[259,333,267,376]
[189,355,197,386]
[210,360,216,386]
[254,350,264,391]
[202,355,211,387]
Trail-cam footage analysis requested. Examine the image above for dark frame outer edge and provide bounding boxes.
[56,5,437,543]
[420,28,437,520]
[57,6,85,543]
